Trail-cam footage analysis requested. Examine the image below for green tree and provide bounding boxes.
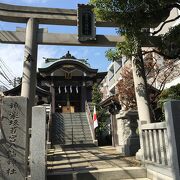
[155,83,180,121]
[92,83,102,110]
[90,0,180,65]
[92,83,110,145]
[90,0,180,122]
[159,83,180,106]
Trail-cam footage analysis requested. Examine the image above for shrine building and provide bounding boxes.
[5,51,107,114]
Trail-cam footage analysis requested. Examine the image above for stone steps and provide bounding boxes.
[64,126,89,129]
[63,134,92,139]
[64,120,89,123]
[64,120,87,122]
[65,140,94,145]
[64,127,90,130]
[64,132,92,136]
[64,122,89,125]
[64,134,92,138]
[52,112,93,145]
[64,135,93,139]
[64,134,91,139]
[121,178,150,180]
[47,167,148,180]
[64,129,89,132]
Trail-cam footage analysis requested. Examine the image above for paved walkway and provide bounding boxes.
[47,145,141,175]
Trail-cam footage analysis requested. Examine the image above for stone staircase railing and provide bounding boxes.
[85,101,96,142]
[44,104,51,145]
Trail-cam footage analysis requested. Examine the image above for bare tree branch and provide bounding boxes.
[142,48,179,60]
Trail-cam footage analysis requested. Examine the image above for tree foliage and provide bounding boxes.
[91,0,180,123]
[90,0,179,35]
[91,0,180,59]
[159,83,180,105]
[106,35,136,60]
[158,25,180,59]
[92,83,102,107]
[92,83,109,132]
[116,64,136,110]
[157,83,180,121]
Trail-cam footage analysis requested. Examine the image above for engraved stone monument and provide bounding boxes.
[0,96,28,180]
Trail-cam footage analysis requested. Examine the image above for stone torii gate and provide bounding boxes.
[0,3,157,128]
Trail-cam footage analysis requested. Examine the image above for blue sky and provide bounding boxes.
[0,0,117,89]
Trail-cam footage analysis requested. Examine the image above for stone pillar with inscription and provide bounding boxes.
[0,96,28,180]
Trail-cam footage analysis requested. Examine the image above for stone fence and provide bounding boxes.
[139,100,180,180]
[140,122,169,166]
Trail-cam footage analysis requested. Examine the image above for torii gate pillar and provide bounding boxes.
[132,56,151,123]
[21,18,38,124]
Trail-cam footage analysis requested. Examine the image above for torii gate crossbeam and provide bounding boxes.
[0,30,125,47]
[0,3,115,26]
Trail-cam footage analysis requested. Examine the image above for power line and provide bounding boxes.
[0,22,21,88]
[0,58,16,79]
[0,58,15,85]
[0,70,11,83]
[0,57,23,88]
[0,79,11,89]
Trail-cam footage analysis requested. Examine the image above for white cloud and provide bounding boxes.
[0,44,24,77]
[0,44,64,75]
[0,44,85,78]
[0,44,67,87]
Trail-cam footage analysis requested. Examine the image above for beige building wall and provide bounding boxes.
[151,8,180,35]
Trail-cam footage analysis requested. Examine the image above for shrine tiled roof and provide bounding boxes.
[39,51,101,74]
[41,51,90,69]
